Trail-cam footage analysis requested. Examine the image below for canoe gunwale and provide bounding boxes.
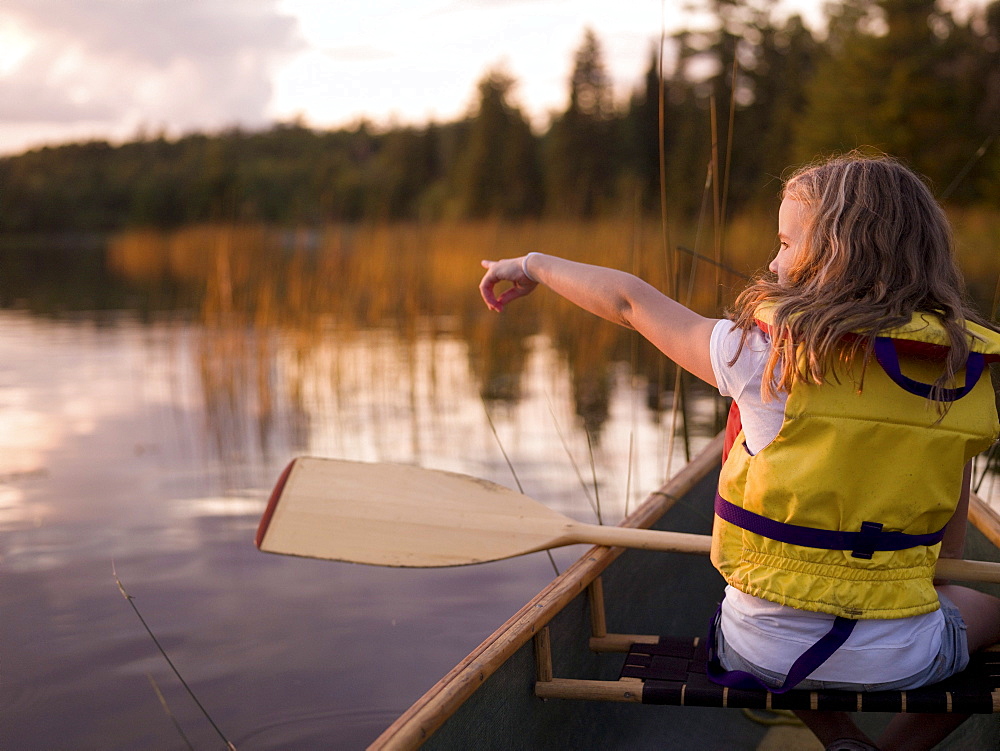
[970,491,1000,549]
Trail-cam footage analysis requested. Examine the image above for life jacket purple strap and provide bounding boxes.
[874,337,984,402]
[706,604,857,693]
[714,495,946,559]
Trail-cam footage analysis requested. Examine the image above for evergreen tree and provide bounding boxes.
[623,0,818,217]
[448,69,542,218]
[544,29,619,217]
[622,49,664,212]
[365,126,446,219]
[732,14,819,200]
[793,0,990,195]
[961,0,1000,202]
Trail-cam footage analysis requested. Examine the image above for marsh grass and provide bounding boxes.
[107,212,1000,334]
[106,210,1000,455]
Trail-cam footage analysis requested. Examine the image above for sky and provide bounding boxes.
[0,0,971,158]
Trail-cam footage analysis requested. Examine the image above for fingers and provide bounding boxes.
[495,284,535,310]
[479,277,501,311]
[479,260,505,311]
[478,257,536,312]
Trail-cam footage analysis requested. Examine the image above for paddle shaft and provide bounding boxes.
[937,556,1000,584]
[567,522,711,556]
[568,522,1000,585]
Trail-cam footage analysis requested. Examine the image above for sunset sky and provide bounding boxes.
[1,0,981,158]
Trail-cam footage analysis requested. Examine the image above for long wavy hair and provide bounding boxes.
[730,151,985,400]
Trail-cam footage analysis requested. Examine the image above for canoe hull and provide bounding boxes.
[373,437,1000,749]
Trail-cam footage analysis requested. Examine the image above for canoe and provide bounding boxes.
[369,432,1000,750]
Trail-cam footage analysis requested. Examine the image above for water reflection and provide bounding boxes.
[105,221,741,443]
[0,224,727,749]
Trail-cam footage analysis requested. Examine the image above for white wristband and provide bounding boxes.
[522,252,539,283]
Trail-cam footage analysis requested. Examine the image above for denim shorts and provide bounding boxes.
[716,593,970,692]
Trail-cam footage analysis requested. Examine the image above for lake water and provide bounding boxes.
[0,233,724,750]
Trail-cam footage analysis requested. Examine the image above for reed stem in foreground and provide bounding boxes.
[113,563,237,750]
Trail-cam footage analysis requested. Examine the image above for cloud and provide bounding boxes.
[324,45,395,63]
[444,0,565,9]
[0,54,118,123]
[0,0,303,137]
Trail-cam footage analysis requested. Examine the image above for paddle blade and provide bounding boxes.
[256,457,576,567]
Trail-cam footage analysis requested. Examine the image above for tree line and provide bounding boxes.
[1,0,998,234]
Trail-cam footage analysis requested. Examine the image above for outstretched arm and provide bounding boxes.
[479,253,720,387]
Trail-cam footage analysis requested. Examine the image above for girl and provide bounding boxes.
[478,153,1000,751]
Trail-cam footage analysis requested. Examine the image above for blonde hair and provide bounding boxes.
[731,151,984,400]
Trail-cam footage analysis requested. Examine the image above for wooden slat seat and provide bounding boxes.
[617,637,1000,714]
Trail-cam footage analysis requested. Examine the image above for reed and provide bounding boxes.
[481,397,561,576]
[108,218,758,330]
[105,211,1000,461]
[108,214,1000,333]
[114,564,236,750]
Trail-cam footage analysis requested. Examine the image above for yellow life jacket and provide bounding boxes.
[712,308,1000,620]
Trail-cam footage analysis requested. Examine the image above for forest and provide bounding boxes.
[1,0,998,233]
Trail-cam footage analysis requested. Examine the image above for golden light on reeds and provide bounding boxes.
[104,212,1000,489]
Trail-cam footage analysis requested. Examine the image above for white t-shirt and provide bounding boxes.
[709,319,943,682]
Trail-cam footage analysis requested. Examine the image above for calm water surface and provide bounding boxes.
[0,232,723,750]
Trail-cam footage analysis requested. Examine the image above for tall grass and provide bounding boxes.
[105,210,1000,455]
[107,213,1000,333]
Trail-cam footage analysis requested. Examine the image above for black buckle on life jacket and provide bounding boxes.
[852,521,884,559]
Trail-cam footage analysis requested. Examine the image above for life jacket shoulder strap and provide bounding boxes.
[874,337,984,402]
[751,311,992,403]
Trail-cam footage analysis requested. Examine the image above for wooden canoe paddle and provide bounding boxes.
[255,456,1000,583]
